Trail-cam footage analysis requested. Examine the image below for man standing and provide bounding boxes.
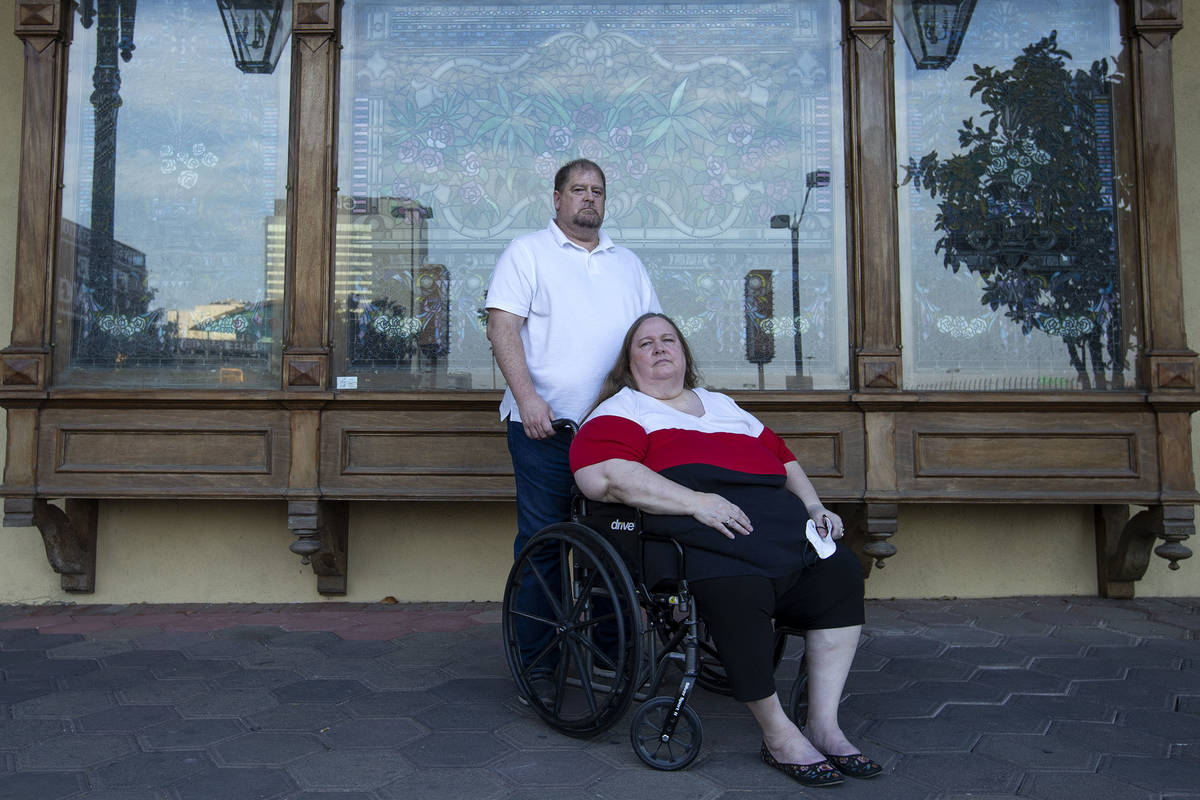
[486,159,660,664]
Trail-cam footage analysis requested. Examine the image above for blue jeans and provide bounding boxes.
[507,422,575,668]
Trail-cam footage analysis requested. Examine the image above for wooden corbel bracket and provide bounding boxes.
[6,498,99,593]
[1096,504,1192,599]
[288,499,349,595]
[836,502,898,579]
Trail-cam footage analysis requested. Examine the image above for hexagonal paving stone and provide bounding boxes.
[244,703,350,733]
[319,717,425,749]
[416,701,519,732]
[1047,720,1169,757]
[60,666,154,691]
[263,631,342,650]
[176,688,279,718]
[492,749,607,787]
[0,717,71,750]
[139,717,245,750]
[897,751,1022,794]
[1071,678,1176,711]
[608,751,729,794]
[212,732,325,766]
[936,704,1049,735]
[272,679,369,704]
[1021,771,1154,800]
[0,631,83,651]
[12,688,114,719]
[117,678,208,706]
[969,667,1068,694]
[102,650,189,669]
[16,732,137,769]
[867,717,980,753]
[378,767,508,800]
[313,638,400,658]
[879,656,974,681]
[343,690,440,718]
[91,750,213,788]
[214,669,304,689]
[0,770,87,800]
[400,730,513,768]
[152,658,240,680]
[287,749,413,790]
[172,766,295,800]
[974,731,1101,771]
[428,678,514,704]
[77,704,179,732]
[1119,709,1200,742]
[1127,667,1200,693]
[1,656,99,680]
[0,679,55,706]
[862,636,944,658]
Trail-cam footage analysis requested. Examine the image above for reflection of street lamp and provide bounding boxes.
[770,169,830,390]
[217,0,291,75]
[896,0,977,71]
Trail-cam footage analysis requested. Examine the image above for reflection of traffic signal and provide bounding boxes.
[744,269,774,365]
[418,264,450,365]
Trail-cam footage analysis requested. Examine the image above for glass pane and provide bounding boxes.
[54,0,290,388]
[896,0,1138,391]
[336,0,847,391]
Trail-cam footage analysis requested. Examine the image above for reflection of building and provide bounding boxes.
[265,197,431,306]
[57,218,148,313]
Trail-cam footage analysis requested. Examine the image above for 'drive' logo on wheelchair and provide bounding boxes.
[610,520,636,532]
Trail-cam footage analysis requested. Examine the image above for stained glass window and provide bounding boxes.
[334,0,847,391]
[54,0,289,388]
[896,0,1138,391]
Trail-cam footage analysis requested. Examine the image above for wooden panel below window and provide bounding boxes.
[747,409,864,499]
[36,408,289,495]
[894,410,1159,501]
[320,409,512,499]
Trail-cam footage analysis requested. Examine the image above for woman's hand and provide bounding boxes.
[808,506,844,540]
[693,493,752,540]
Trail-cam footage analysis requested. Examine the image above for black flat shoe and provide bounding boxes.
[824,752,883,779]
[759,742,844,787]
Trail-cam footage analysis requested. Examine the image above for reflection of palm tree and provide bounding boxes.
[905,32,1126,389]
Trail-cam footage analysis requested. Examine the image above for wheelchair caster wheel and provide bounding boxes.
[630,696,702,770]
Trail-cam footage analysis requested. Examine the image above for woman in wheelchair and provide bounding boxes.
[569,312,881,787]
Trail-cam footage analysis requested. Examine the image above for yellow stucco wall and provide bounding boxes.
[0,2,1197,603]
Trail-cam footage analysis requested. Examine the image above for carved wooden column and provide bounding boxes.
[2,2,72,530]
[845,0,901,391]
[283,2,347,592]
[1121,0,1195,587]
[282,0,341,392]
[844,1,902,571]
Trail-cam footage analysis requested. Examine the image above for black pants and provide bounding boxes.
[688,543,864,702]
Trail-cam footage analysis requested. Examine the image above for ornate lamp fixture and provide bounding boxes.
[896,0,978,71]
[217,0,291,74]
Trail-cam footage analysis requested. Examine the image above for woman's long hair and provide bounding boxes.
[592,313,701,412]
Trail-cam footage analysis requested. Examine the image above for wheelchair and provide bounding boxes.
[501,423,806,770]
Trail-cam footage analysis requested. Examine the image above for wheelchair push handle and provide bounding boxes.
[551,418,579,438]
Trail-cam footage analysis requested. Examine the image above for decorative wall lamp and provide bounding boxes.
[217,0,292,75]
[896,0,978,71]
[771,169,830,390]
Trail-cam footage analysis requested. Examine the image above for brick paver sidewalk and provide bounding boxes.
[1,596,1197,799]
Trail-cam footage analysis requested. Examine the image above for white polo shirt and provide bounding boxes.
[486,220,661,424]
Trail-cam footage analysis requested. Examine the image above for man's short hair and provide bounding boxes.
[554,159,606,194]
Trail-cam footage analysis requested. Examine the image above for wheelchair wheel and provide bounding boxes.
[502,523,643,738]
[630,696,703,770]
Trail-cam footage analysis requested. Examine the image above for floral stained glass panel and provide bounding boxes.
[54,0,289,389]
[896,0,1138,391]
[335,0,847,391]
